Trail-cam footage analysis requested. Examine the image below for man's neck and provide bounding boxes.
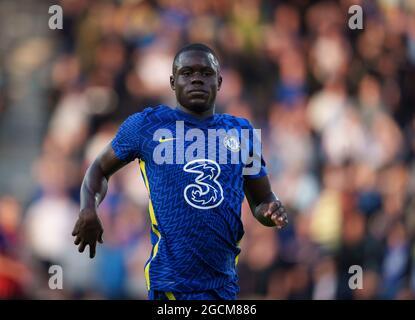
[176,104,215,120]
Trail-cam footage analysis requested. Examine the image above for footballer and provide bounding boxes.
[72,43,288,300]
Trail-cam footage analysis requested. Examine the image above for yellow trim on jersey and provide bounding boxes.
[140,159,161,290]
[165,292,176,300]
[235,255,240,266]
[235,240,241,266]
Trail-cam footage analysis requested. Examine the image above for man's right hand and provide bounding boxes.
[75,144,128,258]
[72,208,104,258]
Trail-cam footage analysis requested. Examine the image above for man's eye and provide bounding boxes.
[203,71,213,76]
[182,71,191,76]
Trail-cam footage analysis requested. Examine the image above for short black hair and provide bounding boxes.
[172,43,219,74]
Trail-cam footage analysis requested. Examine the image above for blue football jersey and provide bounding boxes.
[111,105,267,294]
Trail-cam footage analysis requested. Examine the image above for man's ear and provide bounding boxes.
[170,75,175,90]
[217,75,223,91]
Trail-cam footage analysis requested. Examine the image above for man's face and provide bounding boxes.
[170,50,222,113]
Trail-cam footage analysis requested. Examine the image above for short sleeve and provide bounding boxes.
[241,119,268,180]
[111,113,144,162]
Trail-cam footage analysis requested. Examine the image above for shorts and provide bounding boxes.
[148,284,238,300]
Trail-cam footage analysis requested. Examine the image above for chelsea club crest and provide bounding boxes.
[223,135,240,152]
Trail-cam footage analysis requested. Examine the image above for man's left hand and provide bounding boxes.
[256,200,288,229]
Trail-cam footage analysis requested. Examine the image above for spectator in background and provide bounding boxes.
[0,196,31,299]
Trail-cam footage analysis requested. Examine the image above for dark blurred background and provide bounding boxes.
[1,0,415,299]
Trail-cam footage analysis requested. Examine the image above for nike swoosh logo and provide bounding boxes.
[158,137,176,143]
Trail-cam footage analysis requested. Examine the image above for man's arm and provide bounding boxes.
[243,175,288,229]
[72,144,129,258]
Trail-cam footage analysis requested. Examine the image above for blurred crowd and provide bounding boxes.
[1,0,415,299]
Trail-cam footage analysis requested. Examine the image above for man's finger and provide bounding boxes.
[78,241,87,253]
[271,212,282,220]
[271,207,286,218]
[275,218,285,228]
[279,218,288,228]
[74,236,82,245]
[264,202,278,217]
[89,241,96,259]
[98,230,104,244]
[272,213,288,227]
[72,221,80,236]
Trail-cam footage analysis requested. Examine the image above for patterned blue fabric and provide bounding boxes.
[148,281,238,300]
[111,105,267,296]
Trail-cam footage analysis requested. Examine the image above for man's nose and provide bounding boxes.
[191,73,204,85]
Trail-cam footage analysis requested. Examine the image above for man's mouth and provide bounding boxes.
[188,89,208,95]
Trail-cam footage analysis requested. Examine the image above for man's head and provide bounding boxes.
[170,43,222,114]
